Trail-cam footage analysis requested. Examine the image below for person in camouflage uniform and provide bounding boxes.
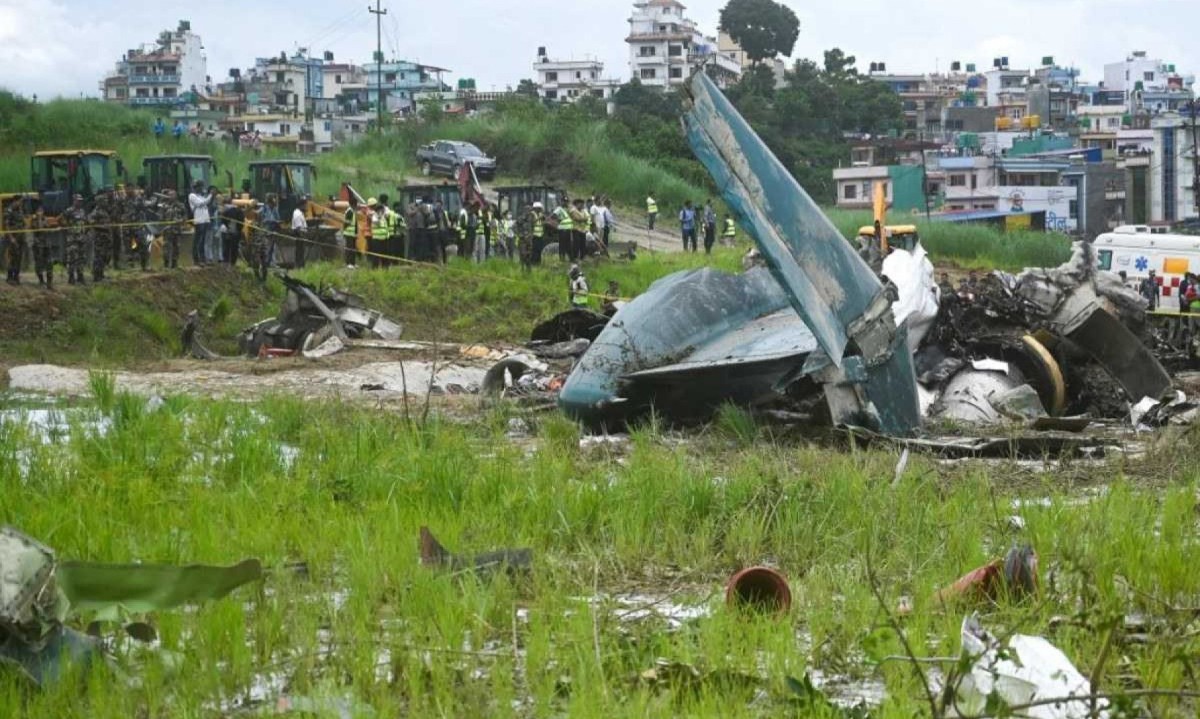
[88,189,112,282]
[3,199,26,285]
[61,194,89,285]
[111,185,131,270]
[160,190,186,269]
[29,202,52,288]
[126,189,152,271]
[253,195,280,283]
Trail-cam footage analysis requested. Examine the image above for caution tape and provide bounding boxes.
[1,219,194,236]
[240,220,633,303]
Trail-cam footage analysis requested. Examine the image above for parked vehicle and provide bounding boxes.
[416,141,496,181]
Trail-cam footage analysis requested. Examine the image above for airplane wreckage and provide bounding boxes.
[558,72,1173,435]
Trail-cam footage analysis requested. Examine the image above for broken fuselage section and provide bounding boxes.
[558,72,1171,434]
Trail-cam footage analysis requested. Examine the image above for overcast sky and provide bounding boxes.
[1,0,1197,99]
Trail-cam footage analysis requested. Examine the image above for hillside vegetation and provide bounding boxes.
[0,89,1071,274]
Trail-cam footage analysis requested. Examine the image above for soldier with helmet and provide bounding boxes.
[160,189,186,269]
[3,198,26,285]
[61,194,89,285]
[29,201,52,289]
[89,188,113,281]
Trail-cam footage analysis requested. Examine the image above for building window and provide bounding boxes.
[640,68,657,80]
[640,46,656,57]
[590,71,597,79]
[592,89,604,98]
[276,71,285,83]
[1068,200,1078,219]
[669,67,683,79]
[545,72,558,82]
[843,184,858,200]
[971,174,978,190]
[668,45,683,57]
[545,90,558,100]
[575,71,581,79]
[335,74,342,83]
[949,174,966,187]
[385,73,396,82]
[1144,71,1154,82]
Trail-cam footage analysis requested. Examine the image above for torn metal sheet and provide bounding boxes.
[682,72,882,366]
[559,267,812,427]
[682,71,920,434]
[418,527,531,577]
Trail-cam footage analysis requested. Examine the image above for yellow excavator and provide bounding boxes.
[856,181,920,256]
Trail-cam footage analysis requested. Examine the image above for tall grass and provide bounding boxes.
[1,395,1197,716]
[825,208,1074,270]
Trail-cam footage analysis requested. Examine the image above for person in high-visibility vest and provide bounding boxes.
[524,201,546,271]
[553,198,573,263]
[355,200,372,267]
[646,192,658,231]
[341,198,358,267]
[377,193,405,267]
[568,263,590,307]
[722,215,737,245]
[369,197,389,268]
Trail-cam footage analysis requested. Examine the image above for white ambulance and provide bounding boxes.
[1093,225,1200,306]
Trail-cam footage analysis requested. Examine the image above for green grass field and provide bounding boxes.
[2,391,1197,716]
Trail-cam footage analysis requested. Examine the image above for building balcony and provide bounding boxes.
[129,74,180,85]
[128,96,184,106]
[633,54,666,65]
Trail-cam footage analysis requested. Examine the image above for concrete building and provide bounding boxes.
[984,68,1029,109]
[833,139,944,212]
[363,60,450,115]
[102,21,207,107]
[626,0,741,88]
[533,48,622,103]
[1150,111,1200,222]
[1104,51,1194,115]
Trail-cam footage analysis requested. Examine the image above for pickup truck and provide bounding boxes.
[416,141,497,181]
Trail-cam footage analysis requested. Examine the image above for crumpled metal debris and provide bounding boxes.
[0,526,262,687]
[418,527,531,577]
[181,275,403,361]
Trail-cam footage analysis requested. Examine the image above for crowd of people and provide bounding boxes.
[644,192,737,255]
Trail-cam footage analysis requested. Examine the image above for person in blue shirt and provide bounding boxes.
[172,121,185,140]
[153,118,166,138]
[679,201,697,253]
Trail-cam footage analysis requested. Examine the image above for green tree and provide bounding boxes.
[718,0,800,65]
[514,78,539,97]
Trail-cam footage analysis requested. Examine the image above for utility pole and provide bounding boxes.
[369,0,387,132]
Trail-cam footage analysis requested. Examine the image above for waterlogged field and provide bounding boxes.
[2,382,1199,717]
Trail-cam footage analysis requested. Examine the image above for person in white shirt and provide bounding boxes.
[291,196,310,268]
[188,181,212,266]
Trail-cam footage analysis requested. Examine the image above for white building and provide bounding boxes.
[102,21,207,107]
[533,48,622,103]
[1104,51,1194,115]
[983,68,1029,111]
[626,0,741,88]
[1150,112,1199,222]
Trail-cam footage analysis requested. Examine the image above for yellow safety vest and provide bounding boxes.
[555,207,573,232]
[531,212,544,238]
[343,208,357,239]
[723,218,737,238]
[371,211,389,241]
[647,197,658,214]
[457,210,469,239]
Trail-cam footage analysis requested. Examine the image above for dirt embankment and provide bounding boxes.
[0,265,274,371]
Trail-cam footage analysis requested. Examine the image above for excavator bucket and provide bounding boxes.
[680,71,921,434]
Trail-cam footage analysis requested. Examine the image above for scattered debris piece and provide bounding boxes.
[530,308,611,344]
[934,545,1038,606]
[0,526,262,687]
[956,614,1108,719]
[725,566,791,615]
[418,527,532,577]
